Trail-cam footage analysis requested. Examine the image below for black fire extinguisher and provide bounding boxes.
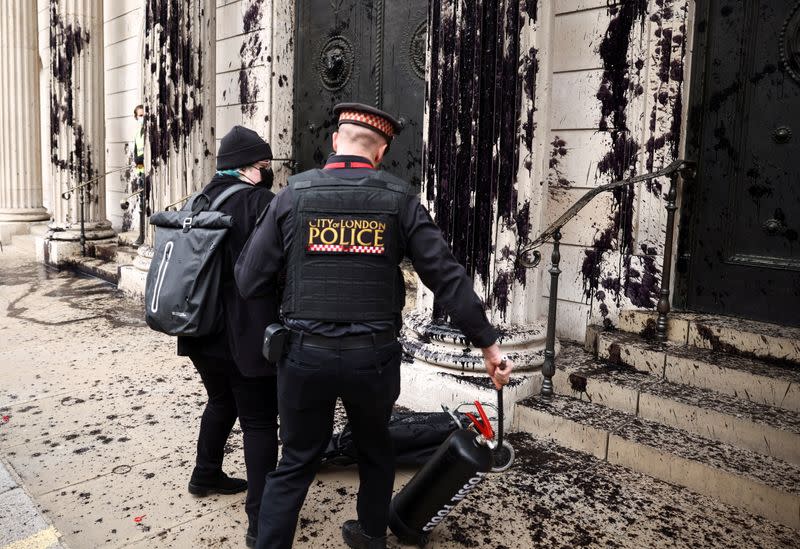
[389,399,498,547]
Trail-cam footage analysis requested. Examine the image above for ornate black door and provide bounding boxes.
[681,1,800,326]
[294,0,428,186]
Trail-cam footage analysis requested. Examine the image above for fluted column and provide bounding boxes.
[47,0,113,241]
[0,0,50,238]
[403,0,555,375]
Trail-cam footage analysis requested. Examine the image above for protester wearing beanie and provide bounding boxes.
[177,125,279,548]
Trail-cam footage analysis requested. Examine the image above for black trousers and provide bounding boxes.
[256,338,402,549]
[191,355,279,525]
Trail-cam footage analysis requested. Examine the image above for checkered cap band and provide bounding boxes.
[338,111,395,138]
[307,244,385,255]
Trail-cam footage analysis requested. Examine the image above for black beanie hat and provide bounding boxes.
[216,125,272,169]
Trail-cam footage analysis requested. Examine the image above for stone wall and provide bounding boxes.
[215,0,294,187]
[539,0,691,341]
[96,0,295,233]
[103,0,144,231]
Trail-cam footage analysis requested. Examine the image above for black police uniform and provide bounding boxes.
[236,156,499,548]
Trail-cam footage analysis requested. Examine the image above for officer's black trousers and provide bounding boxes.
[256,338,402,549]
[190,356,279,525]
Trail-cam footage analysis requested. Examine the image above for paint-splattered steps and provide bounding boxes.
[556,341,800,466]
[618,309,800,363]
[596,330,800,412]
[65,257,120,285]
[513,394,800,530]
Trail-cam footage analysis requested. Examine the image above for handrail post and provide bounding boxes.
[541,228,562,398]
[656,168,680,341]
[79,183,87,257]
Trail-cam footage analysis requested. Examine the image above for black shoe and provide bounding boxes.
[342,520,387,549]
[187,471,247,496]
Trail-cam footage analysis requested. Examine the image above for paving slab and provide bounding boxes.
[36,450,245,549]
[0,459,66,549]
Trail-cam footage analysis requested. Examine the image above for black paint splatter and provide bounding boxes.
[144,0,209,168]
[239,0,265,116]
[582,0,688,319]
[520,47,539,172]
[549,136,572,188]
[49,0,97,221]
[425,0,525,319]
[581,0,648,318]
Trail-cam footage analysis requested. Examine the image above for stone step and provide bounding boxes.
[91,242,118,262]
[65,257,119,285]
[117,231,142,248]
[513,394,800,530]
[560,341,800,465]
[596,331,800,412]
[619,309,800,364]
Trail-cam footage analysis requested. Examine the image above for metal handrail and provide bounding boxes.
[522,158,696,398]
[519,159,694,268]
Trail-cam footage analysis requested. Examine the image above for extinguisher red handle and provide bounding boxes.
[465,412,487,437]
[474,401,495,440]
[465,402,495,440]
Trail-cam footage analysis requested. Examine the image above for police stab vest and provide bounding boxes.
[282,169,412,322]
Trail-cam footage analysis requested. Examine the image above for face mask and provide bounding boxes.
[257,167,274,189]
[136,117,144,126]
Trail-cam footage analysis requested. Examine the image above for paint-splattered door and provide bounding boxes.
[293,0,427,186]
[682,1,800,326]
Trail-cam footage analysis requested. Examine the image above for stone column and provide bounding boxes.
[399,0,556,416]
[0,0,50,244]
[119,0,216,294]
[45,0,114,256]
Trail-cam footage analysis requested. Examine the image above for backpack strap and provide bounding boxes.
[180,192,207,212]
[210,183,252,211]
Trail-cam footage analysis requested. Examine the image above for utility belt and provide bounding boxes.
[289,329,396,350]
[262,323,396,362]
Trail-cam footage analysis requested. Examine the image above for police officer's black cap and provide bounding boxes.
[216,125,273,170]
[333,103,403,141]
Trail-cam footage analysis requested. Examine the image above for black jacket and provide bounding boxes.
[177,174,280,376]
[234,155,498,348]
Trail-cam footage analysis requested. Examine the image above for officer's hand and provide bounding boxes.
[481,344,514,389]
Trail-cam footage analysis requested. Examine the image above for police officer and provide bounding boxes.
[234,103,514,549]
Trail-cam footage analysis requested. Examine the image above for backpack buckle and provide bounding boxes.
[182,217,193,232]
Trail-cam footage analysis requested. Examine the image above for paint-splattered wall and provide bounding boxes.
[215,0,294,187]
[544,0,689,341]
[38,1,144,232]
[419,0,549,330]
[103,0,145,232]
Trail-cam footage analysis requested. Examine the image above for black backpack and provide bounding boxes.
[145,184,251,337]
[322,412,466,467]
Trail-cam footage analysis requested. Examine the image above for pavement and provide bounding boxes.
[0,237,797,548]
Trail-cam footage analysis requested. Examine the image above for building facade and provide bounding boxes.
[2,0,798,344]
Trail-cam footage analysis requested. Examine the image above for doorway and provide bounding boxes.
[679,0,800,327]
[293,0,428,186]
